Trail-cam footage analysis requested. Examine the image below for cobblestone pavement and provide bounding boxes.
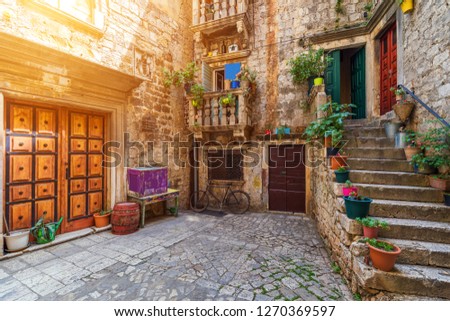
[0,212,352,301]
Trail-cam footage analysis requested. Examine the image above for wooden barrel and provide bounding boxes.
[111,202,140,235]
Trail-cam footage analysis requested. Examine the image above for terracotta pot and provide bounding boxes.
[393,102,414,122]
[368,242,401,272]
[403,146,421,161]
[429,176,450,191]
[342,186,358,197]
[93,213,111,228]
[438,164,450,175]
[331,156,348,170]
[363,226,379,239]
[324,135,332,148]
[241,80,250,89]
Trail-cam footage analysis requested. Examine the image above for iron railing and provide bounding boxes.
[398,84,450,128]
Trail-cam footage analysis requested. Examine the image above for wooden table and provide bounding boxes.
[127,188,180,228]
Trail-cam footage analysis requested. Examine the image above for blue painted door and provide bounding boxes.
[325,50,341,103]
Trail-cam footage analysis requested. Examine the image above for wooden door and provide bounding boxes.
[268,145,306,213]
[351,47,366,119]
[325,50,341,104]
[380,23,398,115]
[63,111,105,232]
[5,103,58,231]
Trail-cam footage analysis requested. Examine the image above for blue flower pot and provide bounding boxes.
[343,196,373,219]
[230,80,240,89]
[334,170,350,183]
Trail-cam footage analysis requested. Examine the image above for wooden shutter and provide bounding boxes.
[202,62,212,91]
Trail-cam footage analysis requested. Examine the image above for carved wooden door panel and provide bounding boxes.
[5,103,58,232]
[64,112,105,232]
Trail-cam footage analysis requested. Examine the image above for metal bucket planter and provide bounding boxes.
[343,196,373,219]
[384,122,402,139]
[393,102,414,122]
[395,132,407,148]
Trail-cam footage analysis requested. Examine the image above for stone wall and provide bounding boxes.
[401,0,450,132]
[0,0,193,207]
[248,0,369,134]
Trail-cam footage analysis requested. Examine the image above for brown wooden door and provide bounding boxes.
[5,103,58,231]
[268,145,306,213]
[380,23,398,115]
[63,111,105,232]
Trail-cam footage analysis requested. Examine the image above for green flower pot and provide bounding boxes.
[343,196,373,219]
[335,170,350,183]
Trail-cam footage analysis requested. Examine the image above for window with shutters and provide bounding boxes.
[208,149,243,181]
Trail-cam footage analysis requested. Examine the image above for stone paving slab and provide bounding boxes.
[0,212,352,301]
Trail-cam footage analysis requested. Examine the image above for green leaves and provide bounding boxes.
[163,62,198,88]
[359,238,395,252]
[288,48,333,84]
[356,217,389,229]
[409,124,450,169]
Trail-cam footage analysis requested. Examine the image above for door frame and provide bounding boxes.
[2,98,111,234]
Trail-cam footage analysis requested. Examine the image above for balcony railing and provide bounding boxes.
[188,88,252,139]
[192,0,249,25]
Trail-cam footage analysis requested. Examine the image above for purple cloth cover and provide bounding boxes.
[127,167,168,197]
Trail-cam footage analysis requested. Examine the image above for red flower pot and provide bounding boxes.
[429,176,450,191]
[342,187,358,197]
[368,242,401,272]
[363,226,379,238]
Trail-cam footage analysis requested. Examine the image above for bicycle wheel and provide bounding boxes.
[190,191,209,212]
[226,191,250,214]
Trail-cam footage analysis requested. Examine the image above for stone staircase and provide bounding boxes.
[341,120,450,299]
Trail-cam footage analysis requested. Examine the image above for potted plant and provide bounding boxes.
[398,0,414,14]
[335,166,350,183]
[390,87,405,102]
[429,175,450,191]
[288,48,333,86]
[411,152,437,174]
[419,125,450,175]
[30,214,63,244]
[343,192,373,219]
[236,66,257,93]
[230,77,240,89]
[331,153,348,170]
[360,238,401,272]
[190,83,205,108]
[93,209,112,228]
[163,61,198,94]
[219,93,236,108]
[303,102,354,147]
[275,124,291,140]
[356,217,389,238]
[343,180,358,197]
[393,101,415,123]
[2,214,30,252]
[444,193,450,206]
[403,130,421,161]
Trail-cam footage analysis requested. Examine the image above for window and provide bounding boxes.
[33,0,104,30]
[214,69,224,91]
[208,149,243,181]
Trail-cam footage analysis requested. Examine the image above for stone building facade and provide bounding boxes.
[0,0,193,251]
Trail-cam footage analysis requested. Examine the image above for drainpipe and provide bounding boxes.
[193,139,199,199]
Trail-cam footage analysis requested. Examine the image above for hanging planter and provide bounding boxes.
[400,0,414,14]
[393,102,415,122]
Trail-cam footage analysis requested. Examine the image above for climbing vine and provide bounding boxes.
[335,0,344,15]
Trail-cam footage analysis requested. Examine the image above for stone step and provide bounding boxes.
[349,170,429,187]
[370,199,450,223]
[353,258,450,299]
[376,217,450,244]
[346,137,395,148]
[347,158,414,172]
[352,239,450,268]
[344,147,406,160]
[344,127,386,138]
[353,183,444,203]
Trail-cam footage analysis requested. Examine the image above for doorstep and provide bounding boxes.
[0,225,111,261]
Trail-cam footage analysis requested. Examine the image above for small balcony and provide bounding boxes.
[192,0,249,26]
[187,88,253,140]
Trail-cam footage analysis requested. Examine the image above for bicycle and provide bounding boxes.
[190,181,250,214]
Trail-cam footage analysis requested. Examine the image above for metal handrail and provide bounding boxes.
[398,84,450,128]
